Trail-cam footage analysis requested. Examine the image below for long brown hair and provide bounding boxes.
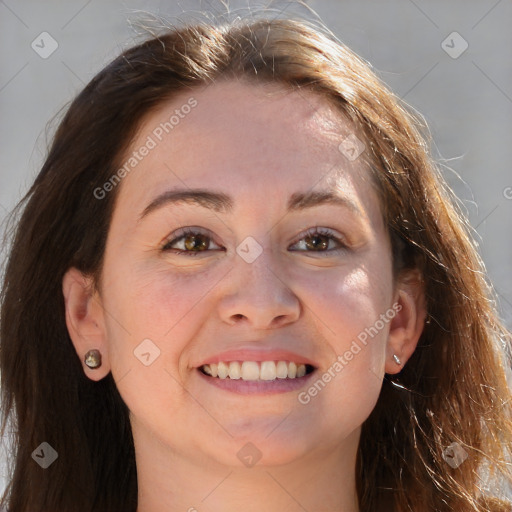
[1,16,511,512]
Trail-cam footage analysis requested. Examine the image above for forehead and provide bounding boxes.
[113,79,378,221]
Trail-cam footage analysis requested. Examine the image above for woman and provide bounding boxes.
[0,15,511,512]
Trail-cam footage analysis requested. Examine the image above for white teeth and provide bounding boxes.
[200,360,311,380]
[241,361,260,380]
[260,361,276,380]
[228,361,241,379]
[276,360,288,379]
[217,361,229,379]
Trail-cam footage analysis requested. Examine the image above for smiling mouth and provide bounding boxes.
[199,361,316,381]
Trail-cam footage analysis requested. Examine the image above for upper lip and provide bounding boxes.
[195,347,318,368]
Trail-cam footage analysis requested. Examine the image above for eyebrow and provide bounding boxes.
[138,188,362,221]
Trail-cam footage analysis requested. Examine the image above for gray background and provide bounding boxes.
[1,0,511,498]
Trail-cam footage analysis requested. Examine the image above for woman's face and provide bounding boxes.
[80,79,406,468]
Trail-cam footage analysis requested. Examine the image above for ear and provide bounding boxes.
[385,268,427,374]
[62,267,111,381]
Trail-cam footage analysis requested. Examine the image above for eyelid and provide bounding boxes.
[289,226,348,252]
[161,227,222,253]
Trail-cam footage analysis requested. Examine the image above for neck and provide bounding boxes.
[134,426,361,512]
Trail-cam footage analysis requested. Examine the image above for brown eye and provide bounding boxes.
[289,227,347,254]
[182,233,209,251]
[162,228,222,256]
[304,233,329,251]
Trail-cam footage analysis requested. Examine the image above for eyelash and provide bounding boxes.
[161,226,348,257]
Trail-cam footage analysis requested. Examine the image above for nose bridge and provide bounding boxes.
[238,240,280,299]
[217,236,300,328]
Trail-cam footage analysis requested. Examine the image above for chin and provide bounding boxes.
[204,425,315,468]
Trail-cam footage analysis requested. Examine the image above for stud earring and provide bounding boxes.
[84,349,102,369]
[393,354,402,366]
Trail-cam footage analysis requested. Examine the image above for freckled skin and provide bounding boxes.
[65,80,421,512]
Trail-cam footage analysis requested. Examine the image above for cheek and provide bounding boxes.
[103,240,210,328]
[101,260,219,368]
[292,265,392,436]
[99,265,206,421]
[292,260,393,338]
[291,258,393,385]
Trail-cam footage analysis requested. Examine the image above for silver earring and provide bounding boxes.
[393,354,402,366]
[84,349,102,369]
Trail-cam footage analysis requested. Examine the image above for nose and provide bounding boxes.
[216,246,301,330]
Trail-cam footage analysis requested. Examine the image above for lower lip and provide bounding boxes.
[197,368,317,395]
